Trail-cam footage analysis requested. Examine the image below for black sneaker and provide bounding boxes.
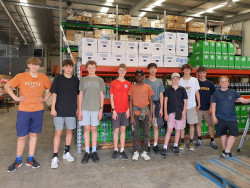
[161,148,167,158]
[228,152,233,157]
[220,150,230,158]
[112,150,119,160]
[7,160,22,173]
[120,151,128,160]
[173,146,179,155]
[195,139,202,147]
[153,145,161,154]
[147,146,150,153]
[210,141,218,150]
[81,152,90,164]
[92,152,99,163]
[26,158,40,168]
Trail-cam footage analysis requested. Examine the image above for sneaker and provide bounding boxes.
[81,152,90,164]
[26,158,40,168]
[220,150,230,158]
[92,152,99,163]
[188,143,195,151]
[210,141,218,150]
[147,146,150,153]
[62,152,74,162]
[140,151,151,161]
[161,148,167,158]
[132,151,139,161]
[112,150,119,160]
[7,160,22,173]
[173,146,180,154]
[179,142,185,150]
[195,139,202,147]
[153,145,161,154]
[120,151,128,160]
[51,157,59,169]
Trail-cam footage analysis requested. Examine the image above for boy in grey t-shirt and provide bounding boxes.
[78,60,106,164]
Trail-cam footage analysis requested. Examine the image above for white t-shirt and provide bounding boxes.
[179,77,200,109]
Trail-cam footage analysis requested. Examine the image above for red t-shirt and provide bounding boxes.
[110,79,131,113]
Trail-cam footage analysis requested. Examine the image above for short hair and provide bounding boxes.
[86,60,97,68]
[27,57,41,65]
[147,63,157,69]
[197,66,207,73]
[218,76,230,83]
[62,59,74,67]
[118,63,127,70]
[181,64,193,71]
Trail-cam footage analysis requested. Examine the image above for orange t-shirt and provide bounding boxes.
[128,83,154,115]
[9,72,51,112]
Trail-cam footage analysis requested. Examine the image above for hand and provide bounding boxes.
[39,97,46,103]
[159,108,163,117]
[112,111,118,120]
[78,111,83,121]
[50,108,57,117]
[125,109,130,119]
[213,117,218,124]
[149,116,153,125]
[14,96,25,102]
[130,117,134,125]
[164,114,168,122]
[196,105,200,112]
[76,109,79,117]
[181,112,186,120]
[209,107,212,115]
[98,110,103,121]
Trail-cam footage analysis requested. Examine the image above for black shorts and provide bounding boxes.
[215,118,238,137]
[111,113,129,129]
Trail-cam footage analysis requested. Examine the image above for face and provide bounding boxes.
[62,65,73,75]
[183,68,191,75]
[86,64,96,74]
[198,71,207,79]
[28,63,40,73]
[172,77,180,85]
[118,68,127,77]
[148,67,157,76]
[219,78,229,88]
[135,73,144,83]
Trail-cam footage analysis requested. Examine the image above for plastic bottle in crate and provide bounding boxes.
[100,131,108,142]
[106,85,110,99]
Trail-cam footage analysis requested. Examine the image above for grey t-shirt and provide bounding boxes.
[79,76,106,111]
[144,78,164,101]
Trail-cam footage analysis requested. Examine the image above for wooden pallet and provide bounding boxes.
[196,155,250,188]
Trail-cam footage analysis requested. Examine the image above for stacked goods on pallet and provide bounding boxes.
[140,17,150,27]
[151,20,164,29]
[236,104,250,132]
[67,12,92,22]
[118,15,131,26]
[93,13,116,25]
[224,29,242,36]
[186,22,205,33]
[160,15,186,31]
[152,32,188,68]
[94,29,115,40]
[79,38,98,65]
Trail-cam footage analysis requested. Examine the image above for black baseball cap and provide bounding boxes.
[135,69,145,76]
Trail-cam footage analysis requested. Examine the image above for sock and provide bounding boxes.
[28,154,34,162]
[154,142,157,147]
[210,138,214,142]
[190,139,193,143]
[53,153,58,158]
[64,145,70,154]
[114,148,118,151]
[85,147,90,154]
[120,148,124,152]
[174,143,178,147]
[181,139,184,143]
[163,145,168,149]
[148,143,150,147]
[198,137,202,140]
[92,146,97,153]
[225,150,230,153]
[16,155,22,163]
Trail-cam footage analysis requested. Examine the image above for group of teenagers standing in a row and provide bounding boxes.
[4,57,250,173]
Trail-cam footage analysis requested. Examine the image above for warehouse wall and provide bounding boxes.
[242,19,250,57]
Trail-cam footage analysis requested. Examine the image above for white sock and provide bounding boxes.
[120,148,124,152]
[114,148,118,151]
[174,143,178,147]
[225,150,230,153]
[154,142,157,147]
[148,143,150,147]
[163,145,168,149]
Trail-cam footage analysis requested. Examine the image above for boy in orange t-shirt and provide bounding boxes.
[129,70,154,161]
[4,57,51,173]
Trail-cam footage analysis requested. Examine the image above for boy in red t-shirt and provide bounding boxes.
[4,57,51,173]
[110,64,131,160]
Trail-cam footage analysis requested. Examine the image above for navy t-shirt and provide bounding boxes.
[212,89,241,121]
[199,79,215,110]
[50,74,79,117]
[164,86,188,115]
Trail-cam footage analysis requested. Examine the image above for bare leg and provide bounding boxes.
[189,124,195,140]
[196,123,202,137]
[91,126,97,147]
[153,126,159,144]
[16,136,27,156]
[113,128,119,149]
[84,125,91,148]
[175,130,181,145]
[53,130,62,153]
[220,135,227,150]
[120,126,126,149]
[28,133,38,155]
[65,129,73,146]
[208,124,214,138]
[164,128,173,146]
[225,136,236,152]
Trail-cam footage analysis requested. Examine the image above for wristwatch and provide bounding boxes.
[100,107,103,109]
[112,108,115,112]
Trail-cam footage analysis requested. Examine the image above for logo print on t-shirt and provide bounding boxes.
[228,96,233,100]
[124,84,128,88]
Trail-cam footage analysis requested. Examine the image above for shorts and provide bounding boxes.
[186,107,198,125]
[216,118,238,137]
[79,111,99,126]
[16,110,44,137]
[151,104,158,127]
[111,113,129,129]
[54,117,76,130]
[167,113,186,130]
[197,110,213,125]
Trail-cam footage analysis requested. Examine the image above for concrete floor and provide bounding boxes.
[0,106,250,188]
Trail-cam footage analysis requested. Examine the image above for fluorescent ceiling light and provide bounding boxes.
[139,12,146,18]
[20,0,27,3]
[107,0,114,2]
[152,0,165,6]
[207,4,225,12]
[186,18,193,22]
[100,7,109,13]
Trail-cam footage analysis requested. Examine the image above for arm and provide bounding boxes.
[98,91,104,121]
[149,97,153,124]
[237,97,250,104]
[78,91,83,121]
[195,90,201,112]
[4,82,25,102]
[159,92,163,117]
[50,93,57,116]
[211,102,218,124]
[209,95,213,114]
[110,94,118,120]
[182,99,187,120]
[40,91,52,103]
[164,97,168,121]
[126,96,130,119]
[129,95,134,124]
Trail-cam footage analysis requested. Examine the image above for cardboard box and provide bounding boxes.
[152,32,176,44]
[112,40,125,54]
[126,42,138,54]
[139,42,152,55]
[228,43,235,55]
[66,34,74,41]
[193,41,210,54]
[215,55,223,69]
[151,43,164,55]
[176,44,188,57]
[216,42,222,54]
[176,33,188,45]
[74,34,82,43]
[75,16,82,21]
[66,30,75,35]
[141,22,151,27]
[97,53,112,66]
[140,17,148,23]
[187,22,205,28]
[79,38,97,52]
[247,57,250,69]
[176,56,188,67]
[165,44,176,56]
[209,54,216,68]
[112,53,126,65]
[209,41,216,54]
[164,56,182,67]
[166,15,175,21]
[152,55,164,67]
[222,55,229,69]
[131,17,139,26]
[199,28,205,33]
[221,43,228,55]
[241,56,247,69]
[123,15,131,21]
[166,21,175,29]
[228,56,234,69]
[139,55,152,67]
[174,23,186,30]
[98,39,111,53]
[234,56,241,69]
[81,52,97,65]
[175,16,186,23]
[126,54,138,67]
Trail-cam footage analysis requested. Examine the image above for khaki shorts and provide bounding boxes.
[197,110,213,125]
[151,104,158,127]
[186,107,198,125]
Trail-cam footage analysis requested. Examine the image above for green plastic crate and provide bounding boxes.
[209,54,216,68]
[227,43,235,55]
[222,55,229,69]
[234,56,241,69]
[239,117,247,131]
[193,41,210,54]
[247,57,250,70]
[241,56,247,69]
[216,42,222,55]
[209,41,216,54]
[240,105,248,117]
[228,56,234,69]
[195,54,210,68]
[215,54,223,69]
[221,42,228,55]
[235,105,241,117]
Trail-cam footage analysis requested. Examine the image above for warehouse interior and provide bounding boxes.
[1,0,250,187]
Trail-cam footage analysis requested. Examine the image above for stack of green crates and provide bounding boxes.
[201,120,216,136]
[236,104,250,131]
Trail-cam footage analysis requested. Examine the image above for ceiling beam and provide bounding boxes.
[189,0,250,9]
[224,12,250,25]
[129,0,151,16]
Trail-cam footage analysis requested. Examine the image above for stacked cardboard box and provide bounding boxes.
[93,14,116,25]
[140,17,150,27]
[79,38,98,65]
[118,15,131,25]
[160,15,186,31]
[187,22,205,33]
[94,29,115,40]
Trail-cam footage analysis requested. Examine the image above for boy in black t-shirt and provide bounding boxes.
[50,59,79,169]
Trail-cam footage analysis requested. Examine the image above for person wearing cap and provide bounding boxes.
[128,69,154,161]
[161,73,188,158]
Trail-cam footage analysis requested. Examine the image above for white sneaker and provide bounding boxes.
[132,151,139,161]
[62,152,74,162]
[140,151,151,161]
[51,157,59,169]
